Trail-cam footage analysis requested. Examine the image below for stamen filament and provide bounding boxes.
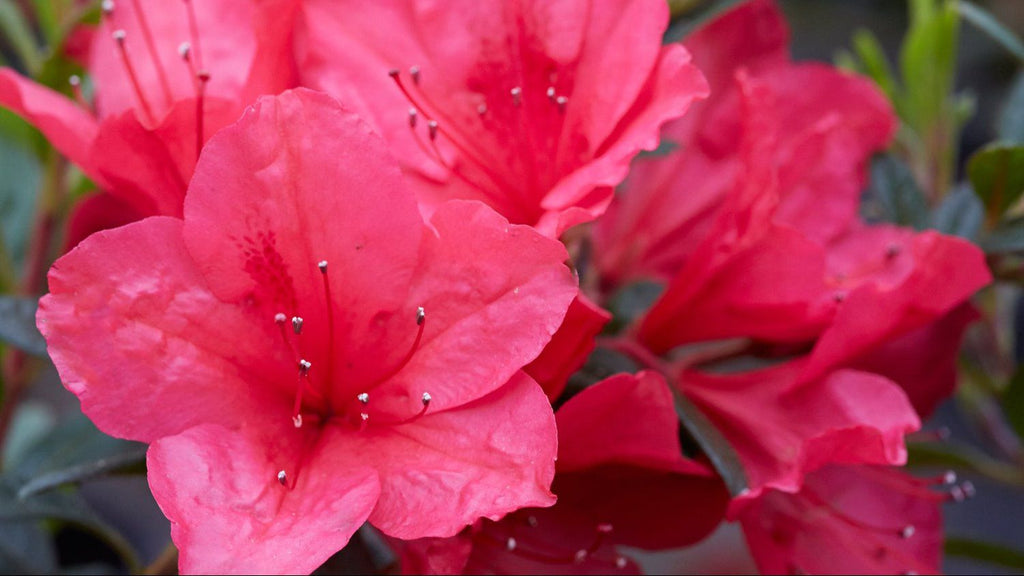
[112,30,156,125]
[129,0,173,108]
[181,0,204,70]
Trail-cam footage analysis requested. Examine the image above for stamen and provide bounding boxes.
[357,392,369,405]
[277,469,287,486]
[832,291,847,303]
[368,307,427,388]
[546,86,556,101]
[102,0,115,15]
[510,86,522,107]
[409,65,420,85]
[885,243,902,259]
[421,392,432,406]
[68,75,90,110]
[129,0,172,107]
[899,525,916,539]
[408,107,418,128]
[573,550,588,564]
[477,103,488,116]
[181,0,204,70]
[526,516,538,528]
[319,259,336,407]
[293,359,312,428]
[318,260,328,272]
[556,96,568,113]
[112,30,156,125]
[416,306,425,325]
[506,537,517,551]
[615,557,628,569]
[194,69,210,159]
[292,316,304,335]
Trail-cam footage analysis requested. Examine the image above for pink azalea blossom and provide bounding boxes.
[38,89,577,574]
[0,0,296,227]
[296,0,708,237]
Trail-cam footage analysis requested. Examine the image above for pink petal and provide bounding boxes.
[556,371,710,476]
[148,423,380,575]
[352,372,558,539]
[739,465,943,575]
[0,68,99,178]
[63,192,144,251]
[38,217,292,443]
[680,362,920,504]
[525,293,611,401]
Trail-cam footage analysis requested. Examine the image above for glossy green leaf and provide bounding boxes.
[968,143,1024,218]
[17,445,147,499]
[931,185,984,239]
[673,387,748,497]
[1003,366,1024,441]
[900,0,958,133]
[0,297,46,356]
[946,537,1024,571]
[9,411,143,479]
[0,120,42,276]
[957,1,1024,62]
[865,154,930,229]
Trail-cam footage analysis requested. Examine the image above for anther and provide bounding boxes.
[102,0,114,15]
[421,392,432,406]
[112,29,127,42]
[832,291,847,303]
[510,86,522,107]
[546,86,556,101]
[899,525,915,539]
[615,557,628,569]
[357,392,369,405]
[428,120,439,140]
[573,550,588,564]
[477,103,488,116]
[277,470,287,486]
[178,42,191,59]
[69,75,81,88]
[960,481,976,499]
[68,75,89,109]
[408,107,418,128]
[556,96,568,112]
[293,414,303,428]
[274,312,287,324]
[298,359,311,374]
[292,316,304,335]
[506,537,517,551]
[885,243,902,259]
[409,65,420,85]
[318,260,328,273]
[388,68,400,78]
[526,516,538,528]
[596,523,613,534]
[417,306,425,326]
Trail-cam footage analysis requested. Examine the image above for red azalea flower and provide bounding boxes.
[391,371,729,575]
[37,89,578,574]
[678,360,919,506]
[296,0,708,237]
[525,293,611,401]
[0,0,296,225]
[738,464,952,575]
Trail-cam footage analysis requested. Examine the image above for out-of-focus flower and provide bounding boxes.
[296,0,708,237]
[0,0,297,233]
[391,371,729,574]
[738,464,953,575]
[38,89,577,574]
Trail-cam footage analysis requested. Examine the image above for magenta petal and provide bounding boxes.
[354,372,557,539]
[38,217,291,442]
[0,68,99,178]
[148,423,380,575]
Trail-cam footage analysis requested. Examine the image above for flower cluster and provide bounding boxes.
[3,0,991,574]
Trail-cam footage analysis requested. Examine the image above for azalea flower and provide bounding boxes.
[38,89,578,574]
[390,371,729,574]
[296,0,708,237]
[0,0,296,233]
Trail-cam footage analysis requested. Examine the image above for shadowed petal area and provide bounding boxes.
[148,423,380,575]
[679,362,919,505]
[0,69,99,177]
[352,372,558,539]
[38,217,291,443]
[739,465,943,575]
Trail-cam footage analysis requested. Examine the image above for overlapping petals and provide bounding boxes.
[39,89,576,573]
[297,0,708,236]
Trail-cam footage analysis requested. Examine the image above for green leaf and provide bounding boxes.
[606,280,664,334]
[1001,73,1024,143]
[0,1,41,74]
[17,445,147,499]
[900,0,958,133]
[957,1,1024,62]
[665,0,745,43]
[945,537,1024,571]
[931,185,983,239]
[1003,366,1024,441]
[0,129,42,276]
[980,221,1024,253]
[9,411,142,478]
[865,154,930,229]
[851,29,899,105]
[673,387,748,496]
[0,297,46,356]
[907,441,1024,486]
[968,143,1024,218]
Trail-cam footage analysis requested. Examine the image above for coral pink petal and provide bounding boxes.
[739,465,943,575]
[63,192,145,251]
[148,423,380,575]
[354,372,558,539]
[556,371,710,476]
[388,200,576,413]
[0,68,99,178]
[525,293,611,401]
[680,362,919,505]
[38,217,292,443]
